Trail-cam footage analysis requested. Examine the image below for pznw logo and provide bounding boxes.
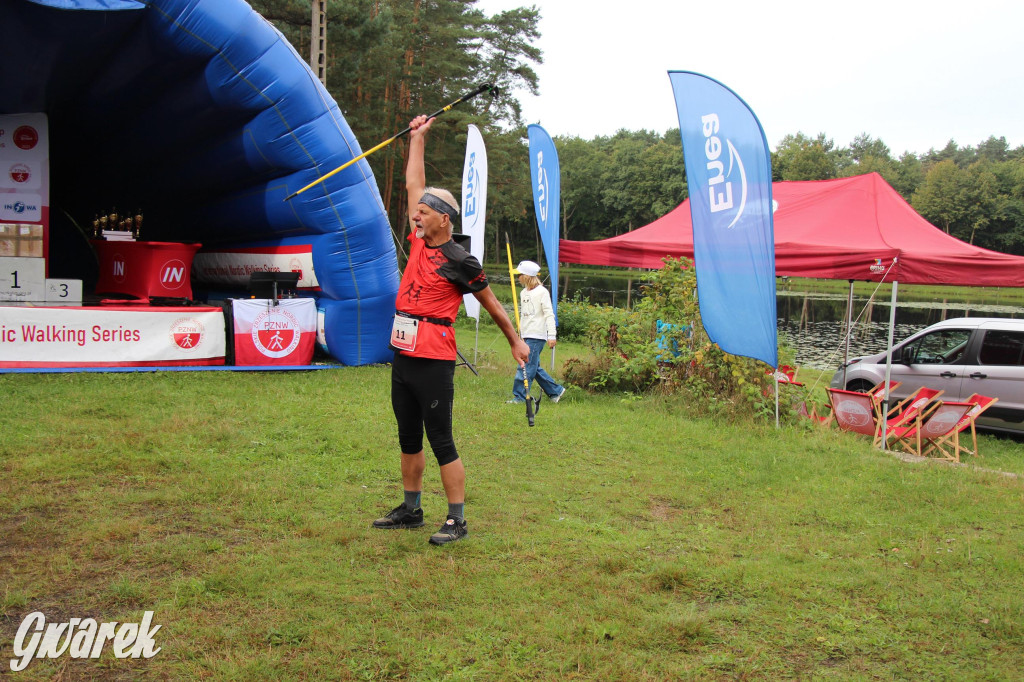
[169,317,205,352]
[251,307,301,358]
[699,113,748,229]
[463,151,480,219]
[9,163,31,184]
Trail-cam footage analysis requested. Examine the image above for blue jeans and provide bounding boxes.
[513,338,563,401]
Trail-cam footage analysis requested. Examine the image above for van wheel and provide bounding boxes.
[847,379,875,393]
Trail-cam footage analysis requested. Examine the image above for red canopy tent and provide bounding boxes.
[559,172,1024,287]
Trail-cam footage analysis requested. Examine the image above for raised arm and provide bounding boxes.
[405,114,432,232]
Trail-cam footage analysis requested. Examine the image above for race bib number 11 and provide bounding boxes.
[390,315,418,352]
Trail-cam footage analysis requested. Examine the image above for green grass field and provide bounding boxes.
[2,331,1023,680]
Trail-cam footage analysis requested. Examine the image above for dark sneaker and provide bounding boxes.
[372,504,424,529]
[428,515,468,545]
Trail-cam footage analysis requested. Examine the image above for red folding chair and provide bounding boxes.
[887,400,973,458]
[797,399,833,427]
[867,380,902,408]
[921,394,999,461]
[830,386,944,448]
[878,386,944,449]
[827,388,881,439]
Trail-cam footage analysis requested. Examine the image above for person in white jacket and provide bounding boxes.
[508,260,567,404]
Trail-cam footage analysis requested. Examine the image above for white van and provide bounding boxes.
[830,317,1024,435]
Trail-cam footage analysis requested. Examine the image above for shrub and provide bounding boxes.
[562,257,804,420]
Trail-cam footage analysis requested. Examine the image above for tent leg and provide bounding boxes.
[880,278,899,450]
[842,279,854,388]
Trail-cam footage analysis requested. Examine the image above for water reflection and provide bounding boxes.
[777,292,1024,369]
[556,270,1024,370]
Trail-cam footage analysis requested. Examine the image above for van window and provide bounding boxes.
[978,330,1024,366]
[901,329,971,364]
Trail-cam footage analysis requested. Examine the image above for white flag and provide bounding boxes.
[460,124,487,319]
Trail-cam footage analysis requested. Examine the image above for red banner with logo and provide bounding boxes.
[231,298,316,365]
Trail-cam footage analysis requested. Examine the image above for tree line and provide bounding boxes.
[250,0,1024,263]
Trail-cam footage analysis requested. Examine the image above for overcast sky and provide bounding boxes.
[474,0,1023,156]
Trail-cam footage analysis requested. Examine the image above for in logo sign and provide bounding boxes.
[159,259,187,290]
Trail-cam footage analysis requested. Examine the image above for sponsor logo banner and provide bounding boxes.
[461,124,487,320]
[669,71,777,367]
[1,193,42,222]
[0,114,48,197]
[528,125,560,321]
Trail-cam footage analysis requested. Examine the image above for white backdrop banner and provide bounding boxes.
[192,245,318,289]
[0,306,225,368]
[460,124,487,319]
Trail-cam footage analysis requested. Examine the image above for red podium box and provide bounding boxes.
[92,240,201,300]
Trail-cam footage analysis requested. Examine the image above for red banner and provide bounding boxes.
[232,298,316,365]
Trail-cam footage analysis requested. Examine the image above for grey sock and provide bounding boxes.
[448,502,465,520]
[404,490,421,510]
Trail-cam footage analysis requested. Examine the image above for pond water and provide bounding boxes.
[552,270,1024,371]
[775,292,1024,369]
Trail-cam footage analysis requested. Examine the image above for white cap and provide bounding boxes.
[513,260,540,277]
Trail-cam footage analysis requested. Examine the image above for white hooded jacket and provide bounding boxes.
[519,284,557,341]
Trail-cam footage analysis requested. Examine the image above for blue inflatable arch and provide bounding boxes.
[1,0,399,365]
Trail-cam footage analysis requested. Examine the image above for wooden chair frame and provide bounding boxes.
[887,400,974,458]
[829,386,944,448]
[921,394,999,461]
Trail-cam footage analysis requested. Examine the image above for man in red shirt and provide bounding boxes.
[374,113,529,545]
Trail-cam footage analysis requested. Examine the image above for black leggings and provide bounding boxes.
[391,352,458,465]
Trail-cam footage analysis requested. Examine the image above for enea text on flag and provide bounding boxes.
[464,152,479,219]
[701,113,748,228]
[535,150,549,224]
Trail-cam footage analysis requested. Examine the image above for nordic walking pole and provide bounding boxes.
[506,233,536,426]
[505,234,521,334]
[283,83,497,201]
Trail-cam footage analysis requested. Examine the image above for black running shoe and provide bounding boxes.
[372,504,424,529]
[428,515,468,545]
